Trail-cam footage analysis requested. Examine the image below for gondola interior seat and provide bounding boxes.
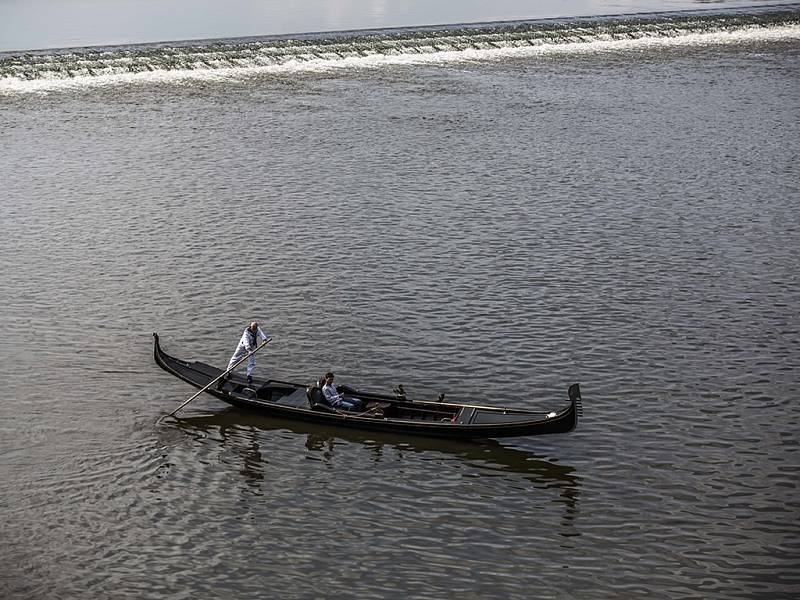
[307,386,329,409]
[274,387,310,407]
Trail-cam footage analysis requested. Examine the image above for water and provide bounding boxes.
[2,7,799,93]
[0,0,790,52]
[2,5,799,599]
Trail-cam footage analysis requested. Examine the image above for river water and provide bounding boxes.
[1,4,799,599]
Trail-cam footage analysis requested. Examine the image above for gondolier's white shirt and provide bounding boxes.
[238,326,268,352]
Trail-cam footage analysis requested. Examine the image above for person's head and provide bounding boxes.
[324,372,334,384]
[249,321,258,332]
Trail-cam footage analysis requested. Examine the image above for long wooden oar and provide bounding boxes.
[158,338,271,423]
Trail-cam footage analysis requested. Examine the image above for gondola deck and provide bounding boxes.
[153,333,582,439]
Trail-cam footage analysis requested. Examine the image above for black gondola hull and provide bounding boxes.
[153,333,581,440]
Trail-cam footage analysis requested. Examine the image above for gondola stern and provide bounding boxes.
[153,332,167,367]
[153,332,161,360]
[152,333,186,377]
[567,382,583,426]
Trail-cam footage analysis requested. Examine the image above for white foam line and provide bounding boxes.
[1,24,798,95]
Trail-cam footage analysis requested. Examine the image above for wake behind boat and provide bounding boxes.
[153,333,582,439]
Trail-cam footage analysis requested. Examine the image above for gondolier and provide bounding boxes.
[226,321,269,385]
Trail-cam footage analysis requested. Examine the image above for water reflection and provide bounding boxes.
[239,440,265,483]
[167,407,581,527]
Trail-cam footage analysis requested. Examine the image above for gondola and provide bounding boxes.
[153,333,582,440]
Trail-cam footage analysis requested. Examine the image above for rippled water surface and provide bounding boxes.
[1,10,799,600]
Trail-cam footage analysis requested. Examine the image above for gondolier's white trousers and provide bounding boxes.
[227,345,256,379]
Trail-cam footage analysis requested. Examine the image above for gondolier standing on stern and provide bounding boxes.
[225,321,269,386]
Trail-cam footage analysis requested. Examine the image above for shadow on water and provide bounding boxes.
[165,407,582,528]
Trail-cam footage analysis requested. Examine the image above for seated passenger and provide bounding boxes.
[322,372,363,411]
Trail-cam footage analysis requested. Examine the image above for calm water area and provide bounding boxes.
[1,2,799,598]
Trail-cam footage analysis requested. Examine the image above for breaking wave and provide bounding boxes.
[1,5,799,93]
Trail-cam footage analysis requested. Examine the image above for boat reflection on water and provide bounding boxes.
[167,407,581,528]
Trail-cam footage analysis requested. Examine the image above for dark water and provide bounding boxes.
[2,7,799,599]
